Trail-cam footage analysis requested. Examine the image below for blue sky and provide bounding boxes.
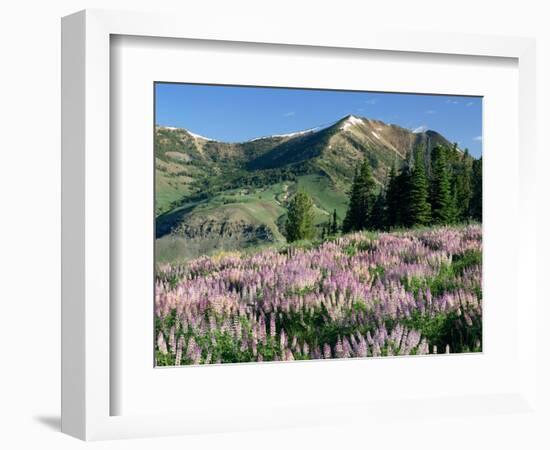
[155,83,483,157]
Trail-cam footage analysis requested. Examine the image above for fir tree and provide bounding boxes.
[454,149,473,221]
[430,145,455,224]
[470,157,482,221]
[330,209,338,234]
[371,190,387,230]
[385,163,399,228]
[343,159,376,232]
[286,191,315,242]
[343,167,361,232]
[395,165,412,227]
[408,149,431,226]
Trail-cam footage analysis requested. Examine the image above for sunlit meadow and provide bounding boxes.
[155,224,482,365]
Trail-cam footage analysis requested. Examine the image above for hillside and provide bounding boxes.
[155,115,459,262]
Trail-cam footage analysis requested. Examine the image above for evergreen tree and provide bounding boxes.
[430,145,455,224]
[453,149,473,221]
[408,149,431,226]
[343,167,362,232]
[470,157,482,221]
[385,164,400,228]
[331,209,338,235]
[286,191,315,242]
[343,159,376,232]
[371,190,387,230]
[395,166,412,227]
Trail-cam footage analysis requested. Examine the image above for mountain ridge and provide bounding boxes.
[155,114,463,262]
[156,113,452,147]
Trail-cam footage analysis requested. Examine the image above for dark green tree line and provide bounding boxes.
[343,144,482,233]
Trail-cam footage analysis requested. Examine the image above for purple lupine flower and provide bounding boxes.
[417,338,429,355]
[342,337,352,358]
[270,314,276,338]
[334,337,344,358]
[355,337,368,358]
[168,326,176,354]
[175,336,185,365]
[279,329,287,351]
[323,343,332,359]
[157,332,168,355]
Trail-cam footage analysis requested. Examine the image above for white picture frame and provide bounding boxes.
[61,9,538,441]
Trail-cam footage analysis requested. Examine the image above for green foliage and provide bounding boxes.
[408,149,432,226]
[470,157,482,221]
[430,145,456,224]
[385,164,413,228]
[331,209,339,234]
[342,159,377,232]
[370,190,387,230]
[286,191,316,242]
[453,149,473,221]
[385,164,400,228]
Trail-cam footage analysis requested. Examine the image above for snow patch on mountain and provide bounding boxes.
[249,128,318,142]
[158,125,217,141]
[412,125,428,134]
[187,130,217,142]
[341,115,364,131]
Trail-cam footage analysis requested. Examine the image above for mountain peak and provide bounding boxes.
[338,114,364,131]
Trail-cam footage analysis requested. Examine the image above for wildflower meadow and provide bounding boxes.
[155,224,482,366]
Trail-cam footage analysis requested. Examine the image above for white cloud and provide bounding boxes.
[466,102,474,107]
[412,125,428,133]
[283,111,295,117]
[365,98,377,105]
[445,99,460,105]
[473,135,483,141]
[425,109,436,115]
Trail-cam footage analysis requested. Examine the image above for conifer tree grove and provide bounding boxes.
[286,191,315,242]
[430,145,455,224]
[341,145,481,238]
[408,149,432,226]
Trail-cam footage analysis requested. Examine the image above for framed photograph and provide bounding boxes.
[153,83,484,367]
[62,9,538,441]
